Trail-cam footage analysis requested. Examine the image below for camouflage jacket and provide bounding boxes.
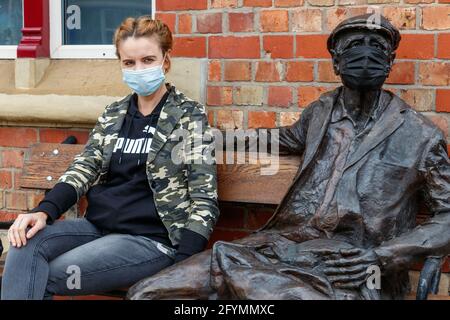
[58,84,219,246]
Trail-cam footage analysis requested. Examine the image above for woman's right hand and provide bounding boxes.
[8,212,48,248]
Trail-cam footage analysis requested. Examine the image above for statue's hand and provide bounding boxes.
[323,248,380,289]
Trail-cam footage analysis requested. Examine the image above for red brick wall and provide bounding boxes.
[1,1,450,247]
[157,1,450,134]
[0,128,90,222]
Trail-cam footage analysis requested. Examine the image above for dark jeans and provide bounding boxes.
[1,218,174,300]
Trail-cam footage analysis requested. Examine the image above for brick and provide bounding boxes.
[229,12,254,33]
[207,110,215,127]
[338,0,367,4]
[284,61,314,82]
[13,171,21,189]
[307,0,334,5]
[207,86,233,106]
[368,0,399,3]
[0,210,19,222]
[419,62,450,86]
[243,0,272,7]
[246,208,274,230]
[207,230,250,248]
[5,191,28,211]
[0,170,13,189]
[280,112,301,126]
[317,60,340,83]
[210,0,238,8]
[177,14,192,34]
[263,35,294,59]
[235,86,264,105]
[27,193,45,210]
[326,7,369,32]
[224,61,252,81]
[292,8,322,32]
[268,87,293,107]
[209,36,260,59]
[208,60,221,82]
[216,110,244,130]
[436,89,450,113]
[325,9,342,32]
[156,0,207,11]
[71,295,123,301]
[0,128,37,148]
[1,149,25,169]
[429,115,449,136]
[216,204,246,229]
[155,13,176,32]
[383,7,416,30]
[172,37,206,58]
[296,35,331,58]
[422,7,450,31]
[386,61,415,85]
[437,34,450,59]
[274,0,305,6]
[396,34,434,60]
[255,61,282,82]
[248,112,277,129]
[405,0,433,3]
[260,10,289,32]
[39,129,89,144]
[298,86,329,107]
[400,89,434,112]
[197,13,222,34]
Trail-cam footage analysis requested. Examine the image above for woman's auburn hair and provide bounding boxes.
[113,15,173,72]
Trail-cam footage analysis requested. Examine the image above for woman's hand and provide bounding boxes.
[8,212,48,248]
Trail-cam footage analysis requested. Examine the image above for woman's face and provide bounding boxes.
[118,36,169,71]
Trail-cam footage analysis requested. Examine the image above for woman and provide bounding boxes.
[1,16,219,300]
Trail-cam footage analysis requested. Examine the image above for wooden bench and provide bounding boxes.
[5,141,448,299]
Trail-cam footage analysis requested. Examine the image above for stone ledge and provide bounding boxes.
[0,94,123,128]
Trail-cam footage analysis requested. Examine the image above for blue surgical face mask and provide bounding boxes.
[122,58,166,96]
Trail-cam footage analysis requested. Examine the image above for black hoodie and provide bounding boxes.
[83,92,170,246]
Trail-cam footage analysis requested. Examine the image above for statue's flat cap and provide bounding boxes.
[327,14,401,53]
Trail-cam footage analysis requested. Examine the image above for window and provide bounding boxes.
[50,0,154,59]
[0,0,23,58]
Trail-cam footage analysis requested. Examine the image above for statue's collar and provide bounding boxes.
[331,89,390,125]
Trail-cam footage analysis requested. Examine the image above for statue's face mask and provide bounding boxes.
[338,45,391,91]
[332,30,394,91]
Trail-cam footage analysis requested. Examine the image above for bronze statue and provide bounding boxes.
[127,14,450,300]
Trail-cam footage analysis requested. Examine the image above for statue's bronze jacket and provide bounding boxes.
[261,86,450,285]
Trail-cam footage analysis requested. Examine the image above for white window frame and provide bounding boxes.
[0,0,24,59]
[50,0,155,59]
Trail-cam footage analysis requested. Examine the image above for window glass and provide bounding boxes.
[63,0,151,45]
[0,0,23,45]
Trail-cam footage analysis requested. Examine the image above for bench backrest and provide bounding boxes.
[19,143,433,221]
[20,143,301,205]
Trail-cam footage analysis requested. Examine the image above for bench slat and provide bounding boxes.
[20,143,303,204]
[217,153,301,204]
[20,143,84,189]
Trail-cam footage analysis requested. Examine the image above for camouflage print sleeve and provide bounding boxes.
[57,107,107,201]
[183,104,220,241]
